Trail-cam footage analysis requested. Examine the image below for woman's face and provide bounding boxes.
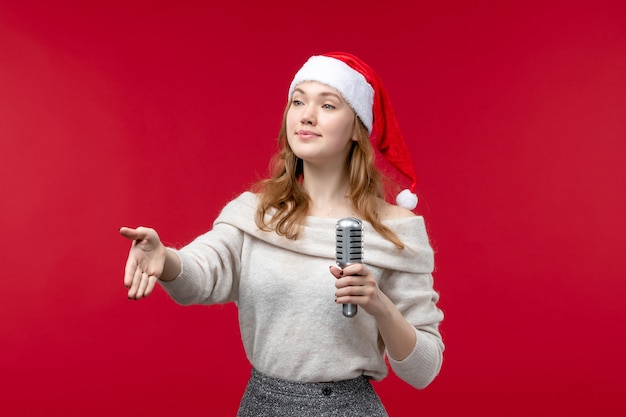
[286,81,356,167]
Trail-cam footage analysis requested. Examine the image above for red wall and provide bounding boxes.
[1,1,625,416]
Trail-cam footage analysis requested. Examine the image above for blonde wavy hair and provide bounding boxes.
[253,104,405,249]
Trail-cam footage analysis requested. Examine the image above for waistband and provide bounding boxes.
[248,368,372,397]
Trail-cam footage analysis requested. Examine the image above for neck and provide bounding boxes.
[301,162,356,218]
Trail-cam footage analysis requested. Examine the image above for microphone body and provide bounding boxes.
[335,217,363,318]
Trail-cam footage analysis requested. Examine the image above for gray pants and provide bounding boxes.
[237,368,389,417]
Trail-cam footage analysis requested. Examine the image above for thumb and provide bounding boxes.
[329,265,343,279]
[119,226,148,241]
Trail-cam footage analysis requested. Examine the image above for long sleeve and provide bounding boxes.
[381,270,444,389]
[159,221,244,306]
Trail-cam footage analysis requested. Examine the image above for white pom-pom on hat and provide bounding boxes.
[396,189,418,210]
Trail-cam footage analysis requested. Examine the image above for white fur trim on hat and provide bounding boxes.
[288,55,375,132]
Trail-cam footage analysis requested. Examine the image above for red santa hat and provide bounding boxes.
[288,52,419,210]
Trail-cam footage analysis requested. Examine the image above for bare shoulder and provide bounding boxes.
[377,198,416,220]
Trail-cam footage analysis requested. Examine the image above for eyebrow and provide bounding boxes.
[293,87,343,101]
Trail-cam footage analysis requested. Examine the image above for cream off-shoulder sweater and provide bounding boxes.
[160,192,444,389]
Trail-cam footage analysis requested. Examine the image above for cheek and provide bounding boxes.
[335,118,355,141]
[285,107,298,130]
[329,110,355,138]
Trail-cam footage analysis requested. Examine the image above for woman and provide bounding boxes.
[120,52,444,416]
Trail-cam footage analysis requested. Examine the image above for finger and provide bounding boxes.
[128,268,144,299]
[124,254,137,289]
[119,227,148,242]
[136,273,147,298]
[329,265,343,279]
[335,278,371,299]
[335,288,361,306]
[136,272,153,298]
[335,273,366,289]
[342,263,367,277]
[335,295,356,305]
[143,275,158,297]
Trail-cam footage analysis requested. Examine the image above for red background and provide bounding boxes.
[1,1,625,416]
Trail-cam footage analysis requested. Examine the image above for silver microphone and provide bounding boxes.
[335,217,363,318]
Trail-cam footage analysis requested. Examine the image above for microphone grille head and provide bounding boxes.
[335,217,363,267]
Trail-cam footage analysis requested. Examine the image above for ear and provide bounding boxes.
[351,115,359,141]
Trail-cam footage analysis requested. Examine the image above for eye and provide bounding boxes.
[322,103,336,110]
[292,99,304,106]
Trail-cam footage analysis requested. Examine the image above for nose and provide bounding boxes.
[301,106,317,125]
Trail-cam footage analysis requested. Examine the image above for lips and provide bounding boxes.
[296,130,320,139]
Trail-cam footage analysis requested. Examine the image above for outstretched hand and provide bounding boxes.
[120,226,166,300]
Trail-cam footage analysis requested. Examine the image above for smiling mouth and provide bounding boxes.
[296,130,320,138]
